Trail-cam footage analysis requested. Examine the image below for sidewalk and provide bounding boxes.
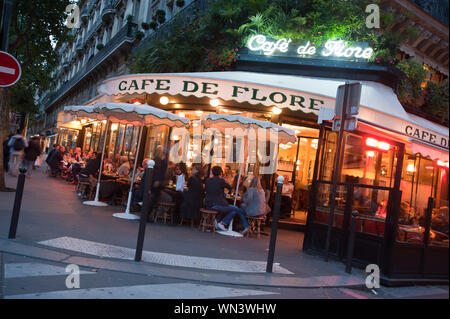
[0,167,367,289]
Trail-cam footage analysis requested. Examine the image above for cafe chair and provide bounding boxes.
[153,201,176,224]
[199,208,218,232]
[246,216,266,238]
[76,180,91,200]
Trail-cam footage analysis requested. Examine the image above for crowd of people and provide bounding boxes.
[3,132,294,235]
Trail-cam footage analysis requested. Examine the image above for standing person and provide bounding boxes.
[7,130,28,177]
[23,137,41,177]
[280,175,294,219]
[172,163,186,224]
[204,166,235,223]
[3,134,13,173]
[145,145,169,222]
[180,166,204,225]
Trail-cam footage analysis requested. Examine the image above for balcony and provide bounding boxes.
[75,39,83,53]
[80,5,89,23]
[101,1,116,22]
[45,22,137,110]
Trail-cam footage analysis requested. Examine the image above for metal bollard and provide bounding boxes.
[266,176,284,273]
[135,160,155,262]
[8,166,27,239]
[345,210,359,274]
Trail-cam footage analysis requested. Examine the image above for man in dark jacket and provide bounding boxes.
[23,137,41,177]
[49,146,65,176]
[205,166,234,222]
[144,146,168,222]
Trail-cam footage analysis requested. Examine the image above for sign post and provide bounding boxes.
[324,82,361,262]
[0,50,21,87]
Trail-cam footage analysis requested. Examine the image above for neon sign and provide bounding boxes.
[247,35,373,60]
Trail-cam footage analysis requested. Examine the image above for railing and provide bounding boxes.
[45,22,136,110]
[133,0,208,52]
[411,0,449,26]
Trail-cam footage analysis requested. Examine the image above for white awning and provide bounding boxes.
[97,71,448,151]
[410,139,449,161]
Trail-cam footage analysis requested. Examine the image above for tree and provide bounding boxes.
[0,0,71,191]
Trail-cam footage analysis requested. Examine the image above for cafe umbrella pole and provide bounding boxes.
[113,119,144,220]
[83,119,110,207]
[217,126,250,238]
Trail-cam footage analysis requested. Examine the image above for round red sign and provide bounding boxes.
[0,51,21,87]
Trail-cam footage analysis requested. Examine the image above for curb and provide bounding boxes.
[0,238,366,289]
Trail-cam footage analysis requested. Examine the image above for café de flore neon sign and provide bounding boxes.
[247,34,374,61]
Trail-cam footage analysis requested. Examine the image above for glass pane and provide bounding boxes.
[319,131,337,182]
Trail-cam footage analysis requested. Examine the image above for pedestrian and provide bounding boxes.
[145,145,169,222]
[7,130,28,177]
[23,137,41,177]
[180,166,204,225]
[2,133,13,173]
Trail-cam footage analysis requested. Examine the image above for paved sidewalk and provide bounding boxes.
[0,167,368,289]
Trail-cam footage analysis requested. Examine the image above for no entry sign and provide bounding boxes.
[0,51,21,87]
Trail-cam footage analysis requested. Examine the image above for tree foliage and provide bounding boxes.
[6,0,72,114]
[128,0,446,124]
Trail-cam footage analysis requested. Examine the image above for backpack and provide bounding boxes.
[13,137,26,151]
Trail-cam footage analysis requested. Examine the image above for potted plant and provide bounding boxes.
[149,21,158,30]
[96,43,104,51]
[141,22,150,30]
[135,30,145,41]
[155,9,166,24]
[126,14,134,23]
[176,0,185,7]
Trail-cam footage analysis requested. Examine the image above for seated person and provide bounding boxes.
[279,175,294,219]
[204,166,234,222]
[117,156,130,177]
[48,146,65,176]
[217,177,267,235]
[432,206,449,234]
[78,152,101,186]
[375,200,387,219]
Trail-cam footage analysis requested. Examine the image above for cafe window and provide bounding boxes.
[314,129,399,237]
[398,153,449,247]
[319,131,398,187]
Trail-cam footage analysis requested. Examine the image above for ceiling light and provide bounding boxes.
[210,99,220,107]
[272,107,282,115]
[160,96,169,105]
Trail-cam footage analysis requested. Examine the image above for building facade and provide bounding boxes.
[34,0,200,142]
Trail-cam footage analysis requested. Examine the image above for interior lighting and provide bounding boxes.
[272,107,282,115]
[210,99,220,107]
[160,96,169,105]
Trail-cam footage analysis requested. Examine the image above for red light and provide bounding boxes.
[378,141,390,151]
[365,138,390,151]
[366,138,378,147]
[132,99,142,105]
[437,160,449,168]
